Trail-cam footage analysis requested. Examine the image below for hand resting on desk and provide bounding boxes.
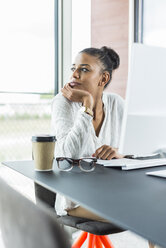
[92,145,124,160]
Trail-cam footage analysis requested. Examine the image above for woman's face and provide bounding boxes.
[69,52,104,95]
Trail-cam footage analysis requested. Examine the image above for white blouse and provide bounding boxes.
[51,92,124,215]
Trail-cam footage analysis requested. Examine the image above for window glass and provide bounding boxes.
[0,0,54,93]
[143,0,166,48]
[0,0,54,162]
[72,0,91,61]
[0,93,52,161]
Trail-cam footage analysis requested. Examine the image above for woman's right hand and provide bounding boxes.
[61,83,93,109]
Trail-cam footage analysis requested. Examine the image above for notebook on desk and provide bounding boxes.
[97,158,166,171]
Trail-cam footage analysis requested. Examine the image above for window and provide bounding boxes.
[133,0,166,48]
[0,0,91,162]
[0,0,55,93]
[0,0,56,162]
[72,0,91,61]
[143,0,166,48]
[61,0,91,86]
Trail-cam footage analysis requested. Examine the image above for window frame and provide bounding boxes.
[134,0,144,43]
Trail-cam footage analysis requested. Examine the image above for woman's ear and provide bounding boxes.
[98,71,110,87]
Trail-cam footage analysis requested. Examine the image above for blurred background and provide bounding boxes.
[0,0,166,162]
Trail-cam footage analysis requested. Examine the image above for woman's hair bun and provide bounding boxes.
[100,46,120,70]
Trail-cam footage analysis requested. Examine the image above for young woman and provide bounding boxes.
[51,46,124,221]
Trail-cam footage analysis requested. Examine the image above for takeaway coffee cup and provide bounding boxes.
[32,135,56,171]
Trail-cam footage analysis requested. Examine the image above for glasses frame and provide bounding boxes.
[56,157,97,172]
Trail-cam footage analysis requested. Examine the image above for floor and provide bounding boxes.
[0,163,150,248]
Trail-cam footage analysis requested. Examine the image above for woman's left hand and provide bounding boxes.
[92,145,124,160]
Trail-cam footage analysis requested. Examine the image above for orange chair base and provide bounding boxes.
[72,231,114,248]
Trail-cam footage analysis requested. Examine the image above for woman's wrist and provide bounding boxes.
[82,94,93,110]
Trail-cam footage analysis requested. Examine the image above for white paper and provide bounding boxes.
[146,169,166,178]
[97,158,166,170]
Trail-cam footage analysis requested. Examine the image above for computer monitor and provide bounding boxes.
[119,43,166,156]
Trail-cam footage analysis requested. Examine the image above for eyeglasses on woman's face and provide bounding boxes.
[56,157,97,172]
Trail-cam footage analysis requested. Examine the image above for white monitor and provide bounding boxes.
[119,43,166,156]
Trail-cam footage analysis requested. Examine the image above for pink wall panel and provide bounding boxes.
[91,0,129,98]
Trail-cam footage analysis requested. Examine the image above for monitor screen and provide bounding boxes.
[119,43,166,156]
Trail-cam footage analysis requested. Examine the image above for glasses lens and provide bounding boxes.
[80,159,95,172]
[58,158,73,171]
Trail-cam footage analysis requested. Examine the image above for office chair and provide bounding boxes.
[0,177,70,248]
[35,183,125,248]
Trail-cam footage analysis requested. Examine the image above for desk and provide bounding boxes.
[2,160,166,248]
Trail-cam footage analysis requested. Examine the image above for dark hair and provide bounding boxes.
[80,46,120,88]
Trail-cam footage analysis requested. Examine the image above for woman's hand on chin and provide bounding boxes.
[92,145,124,160]
[61,83,93,109]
